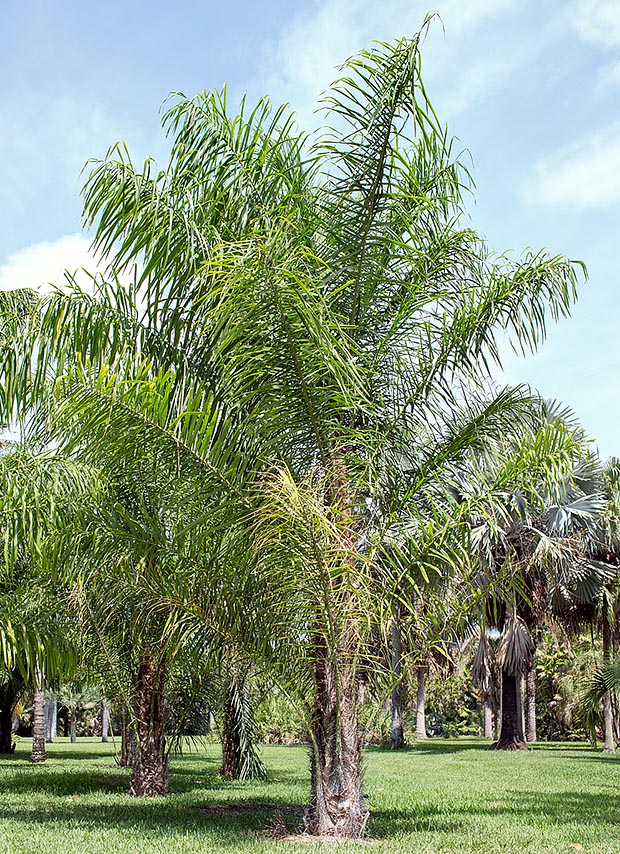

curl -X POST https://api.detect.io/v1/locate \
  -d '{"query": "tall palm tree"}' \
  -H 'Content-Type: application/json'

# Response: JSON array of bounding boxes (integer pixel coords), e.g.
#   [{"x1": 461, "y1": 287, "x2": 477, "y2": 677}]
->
[{"x1": 0, "y1": 24, "x2": 586, "y2": 836}]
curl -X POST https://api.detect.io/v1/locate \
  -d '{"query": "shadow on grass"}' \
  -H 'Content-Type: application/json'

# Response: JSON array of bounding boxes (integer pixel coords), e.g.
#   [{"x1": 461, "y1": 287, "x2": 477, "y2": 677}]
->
[
  {"x1": 0, "y1": 779, "x2": 618, "y2": 846},
  {"x1": 0, "y1": 749, "x2": 116, "y2": 763},
  {"x1": 0, "y1": 760, "x2": 306, "y2": 799},
  {"x1": 0, "y1": 793, "x2": 307, "y2": 846}
]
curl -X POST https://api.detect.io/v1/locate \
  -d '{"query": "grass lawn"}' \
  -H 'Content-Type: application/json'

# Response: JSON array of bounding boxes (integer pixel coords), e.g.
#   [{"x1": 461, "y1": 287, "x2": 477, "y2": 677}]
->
[{"x1": 0, "y1": 738, "x2": 619, "y2": 853}]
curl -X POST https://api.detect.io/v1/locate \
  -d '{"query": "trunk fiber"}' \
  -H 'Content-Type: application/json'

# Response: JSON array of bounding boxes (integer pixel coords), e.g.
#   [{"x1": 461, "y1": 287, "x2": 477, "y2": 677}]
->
[
  {"x1": 31, "y1": 663, "x2": 46, "y2": 763},
  {"x1": 304, "y1": 639, "x2": 368, "y2": 839},
  {"x1": 129, "y1": 654, "x2": 168, "y2": 796},
  {"x1": 119, "y1": 712, "x2": 137, "y2": 768},
  {"x1": 492, "y1": 670, "x2": 527, "y2": 750}
]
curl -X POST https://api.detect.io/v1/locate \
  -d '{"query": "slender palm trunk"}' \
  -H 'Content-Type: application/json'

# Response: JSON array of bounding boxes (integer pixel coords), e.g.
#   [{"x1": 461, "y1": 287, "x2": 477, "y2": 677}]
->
[
  {"x1": 483, "y1": 701, "x2": 493, "y2": 739},
  {"x1": 525, "y1": 666, "x2": 537, "y2": 742},
  {"x1": 304, "y1": 634, "x2": 368, "y2": 839},
  {"x1": 44, "y1": 695, "x2": 57, "y2": 743},
  {"x1": 390, "y1": 614, "x2": 404, "y2": 749},
  {"x1": 602, "y1": 619, "x2": 615, "y2": 753},
  {"x1": 129, "y1": 652, "x2": 168, "y2": 796},
  {"x1": 31, "y1": 661, "x2": 46, "y2": 763},
  {"x1": 101, "y1": 699, "x2": 111, "y2": 743},
  {"x1": 70, "y1": 717, "x2": 77, "y2": 743},
  {"x1": 492, "y1": 669, "x2": 527, "y2": 750},
  {"x1": 220, "y1": 674, "x2": 265, "y2": 781},
  {"x1": 220, "y1": 690, "x2": 242, "y2": 781},
  {"x1": 416, "y1": 665, "x2": 427, "y2": 740},
  {"x1": 119, "y1": 710, "x2": 137, "y2": 768}
]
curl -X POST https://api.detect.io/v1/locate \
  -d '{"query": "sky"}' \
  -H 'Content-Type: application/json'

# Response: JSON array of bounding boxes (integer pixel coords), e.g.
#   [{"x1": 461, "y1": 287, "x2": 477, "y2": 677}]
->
[{"x1": 1, "y1": 0, "x2": 619, "y2": 456}]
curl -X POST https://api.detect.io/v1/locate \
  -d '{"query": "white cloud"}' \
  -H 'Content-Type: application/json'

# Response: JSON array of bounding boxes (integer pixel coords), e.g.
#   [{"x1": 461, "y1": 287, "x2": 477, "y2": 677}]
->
[
  {"x1": 570, "y1": 0, "x2": 620, "y2": 47},
  {"x1": 0, "y1": 234, "x2": 102, "y2": 293},
  {"x1": 260, "y1": 0, "x2": 520, "y2": 127},
  {"x1": 522, "y1": 122, "x2": 620, "y2": 209}
]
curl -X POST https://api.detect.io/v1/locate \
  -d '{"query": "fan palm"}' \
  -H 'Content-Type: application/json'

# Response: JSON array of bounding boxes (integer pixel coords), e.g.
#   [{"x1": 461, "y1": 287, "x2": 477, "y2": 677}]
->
[{"x1": 465, "y1": 408, "x2": 610, "y2": 749}]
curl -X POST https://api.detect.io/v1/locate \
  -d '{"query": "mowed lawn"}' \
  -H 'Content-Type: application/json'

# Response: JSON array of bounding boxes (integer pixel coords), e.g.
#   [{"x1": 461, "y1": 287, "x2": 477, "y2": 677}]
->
[{"x1": 0, "y1": 738, "x2": 619, "y2": 853}]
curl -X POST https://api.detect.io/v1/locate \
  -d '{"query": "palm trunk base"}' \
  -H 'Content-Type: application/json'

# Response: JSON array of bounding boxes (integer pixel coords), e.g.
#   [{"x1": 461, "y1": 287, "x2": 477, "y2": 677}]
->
[
  {"x1": 492, "y1": 671, "x2": 528, "y2": 751},
  {"x1": 128, "y1": 653, "x2": 168, "y2": 796},
  {"x1": 305, "y1": 650, "x2": 368, "y2": 839},
  {"x1": 304, "y1": 802, "x2": 369, "y2": 839},
  {"x1": 490, "y1": 736, "x2": 528, "y2": 750},
  {"x1": 130, "y1": 755, "x2": 169, "y2": 796}
]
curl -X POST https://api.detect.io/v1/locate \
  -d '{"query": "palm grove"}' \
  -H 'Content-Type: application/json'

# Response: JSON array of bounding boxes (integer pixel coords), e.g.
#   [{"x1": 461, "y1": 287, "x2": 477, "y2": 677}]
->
[{"x1": 0, "y1": 30, "x2": 617, "y2": 841}]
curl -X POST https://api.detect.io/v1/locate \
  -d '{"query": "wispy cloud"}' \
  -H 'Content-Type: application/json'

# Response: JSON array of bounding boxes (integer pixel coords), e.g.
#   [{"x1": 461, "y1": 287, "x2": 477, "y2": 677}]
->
[
  {"x1": 597, "y1": 59, "x2": 620, "y2": 90},
  {"x1": 0, "y1": 234, "x2": 102, "y2": 292},
  {"x1": 522, "y1": 121, "x2": 620, "y2": 210},
  {"x1": 570, "y1": 0, "x2": 620, "y2": 48},
  {"x1": 259, "y1": 0, "x2": 521, "y2": 127}
]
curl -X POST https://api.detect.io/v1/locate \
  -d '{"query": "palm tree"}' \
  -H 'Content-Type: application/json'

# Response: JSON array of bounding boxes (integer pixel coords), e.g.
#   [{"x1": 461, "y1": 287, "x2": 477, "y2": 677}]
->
[
  {"x1": 464, "y1": 410, "x2": 609, "y2": 749},
  {"x1": 0, "y1": 24, "x2": 586, "y2": 836},
  {"x1": 0, "y1": 444, "x2": 89, "y2": 761}
]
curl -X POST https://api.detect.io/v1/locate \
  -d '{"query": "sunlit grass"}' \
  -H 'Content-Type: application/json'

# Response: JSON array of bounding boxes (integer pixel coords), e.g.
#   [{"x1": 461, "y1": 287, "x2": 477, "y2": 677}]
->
[{"x1": 0, "y1": 737, "x2": 618, "y2": 852}]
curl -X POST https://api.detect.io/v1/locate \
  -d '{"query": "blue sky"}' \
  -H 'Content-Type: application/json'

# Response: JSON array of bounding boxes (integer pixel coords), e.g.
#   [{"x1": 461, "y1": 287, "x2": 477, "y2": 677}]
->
[{"x1": 2, "y1": 0, "x2": 619, "y2": 455}]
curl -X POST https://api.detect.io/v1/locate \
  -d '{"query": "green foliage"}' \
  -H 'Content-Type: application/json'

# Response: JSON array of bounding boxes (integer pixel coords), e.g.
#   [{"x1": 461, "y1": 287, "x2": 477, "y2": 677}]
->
[
  {"x1": 534, "y1": 630, "x2": 598, "y2": 741},
  {"x1": 254, "y1": 690, "x2": 308, "y2": 745},
  {"x1": 426, "y1": 669, "x2": 481, "y2": 737}
]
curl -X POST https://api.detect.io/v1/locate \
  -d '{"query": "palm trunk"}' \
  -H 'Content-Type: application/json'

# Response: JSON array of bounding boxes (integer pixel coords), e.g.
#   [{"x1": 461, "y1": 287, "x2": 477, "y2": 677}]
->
[
  {"x1": 220, "y1": 689, "x2": 242, "y2": 781},
  {"x1": 70, "y1": 717, "x2": 77, "y2": 743},
  {"x1": 492, "y1": 669, "x2": 527, "y2": 750},
  {"x1": 390, "y1": 614, "x2": 404, "y2": 749},
  {"x1": 602, "y1": 619, "x2": 615, "y2": 753},
  {"x1": 525, "y1": 666, "x2": 537, "y2": 742},
  {"x1": 304, "y1": 635, "x2": 368, "y2": 839},
  {"x1": 416, "y1": 665, "x2": 427, "y2": 740},
  {"x1": 129, "y1": 652, "x2": 168, "y2": 796},
  {"x1": 219, "y1": 674, "x2": 265, "y2": 781},
  {"x1": 31, "y1": 661, "x2": 46, "y2": 763},
  {"x1": 119, "y1": 710, "x2": 137, "y2": 767},
  {"x1": 44, "y1": 695, "x2": 57, "y2": 743},
  {"x1": 101, "y1": 699, "x2": 111, "y2": 743},
  {"x1": 483, "y1": 701, "x2": 493, "y2": 739}
]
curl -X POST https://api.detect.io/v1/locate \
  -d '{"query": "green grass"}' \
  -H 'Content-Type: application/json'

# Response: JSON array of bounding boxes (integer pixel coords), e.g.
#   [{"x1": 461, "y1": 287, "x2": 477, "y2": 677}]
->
[{"x1": 0, "y1": 737, "x2": 619, "y2": 852}]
